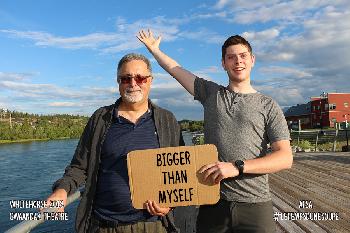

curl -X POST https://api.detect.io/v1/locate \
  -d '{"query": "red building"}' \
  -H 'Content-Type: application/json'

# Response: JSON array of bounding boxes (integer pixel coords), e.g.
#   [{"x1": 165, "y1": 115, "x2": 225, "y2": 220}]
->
[
  {"x1": 311, "y1": 93, "x2": 350, "y2": 128},
  {"x1": 285, "y1": 93, "x2": 350, "y2": 129}
]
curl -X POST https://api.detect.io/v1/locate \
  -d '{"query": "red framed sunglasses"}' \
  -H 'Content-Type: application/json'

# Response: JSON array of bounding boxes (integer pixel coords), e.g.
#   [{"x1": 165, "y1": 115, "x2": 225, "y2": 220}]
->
[{"x1": 118, "y1": 74, "x2": 151, "y2": 84}]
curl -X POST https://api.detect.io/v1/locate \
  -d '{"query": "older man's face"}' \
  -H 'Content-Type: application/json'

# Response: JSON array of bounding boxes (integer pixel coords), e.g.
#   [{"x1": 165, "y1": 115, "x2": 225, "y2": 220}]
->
[{"x1": 118, "y1": 60, "x2": 152, "y2": 104}]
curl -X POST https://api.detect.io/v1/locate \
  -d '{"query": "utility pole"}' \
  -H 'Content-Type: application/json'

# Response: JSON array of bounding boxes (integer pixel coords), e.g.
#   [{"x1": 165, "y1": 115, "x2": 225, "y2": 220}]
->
[
  {"x1": 319, "y1": 98, "x2": 323, "y2": 132},
  {"x1": 9, "y1": 112, "x2": 12, "y2": 129}
]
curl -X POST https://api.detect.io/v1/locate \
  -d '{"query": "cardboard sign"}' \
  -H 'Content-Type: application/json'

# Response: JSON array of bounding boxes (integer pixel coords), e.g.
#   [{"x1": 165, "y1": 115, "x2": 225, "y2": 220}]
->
[{"x1": 127, "y1": 144, "x2": 220, "y2": 209}]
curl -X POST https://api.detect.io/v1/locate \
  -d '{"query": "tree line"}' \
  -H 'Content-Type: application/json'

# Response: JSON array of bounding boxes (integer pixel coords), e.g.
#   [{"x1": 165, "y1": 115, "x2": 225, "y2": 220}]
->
[
  {"x1": 0, "y1": 109, "x2": 205, "y2": 141},
  {"x1": 0, "y1": 109, "x2": 88, "y2": 141},
  {"x1": 179, "y1": 120, "x2": 204, "y2": 132}
]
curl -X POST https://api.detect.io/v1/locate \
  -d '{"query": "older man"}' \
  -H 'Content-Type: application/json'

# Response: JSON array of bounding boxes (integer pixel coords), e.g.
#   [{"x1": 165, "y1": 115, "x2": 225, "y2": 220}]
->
[{"x1": 46, "y1": 53, "x2": 183, "y2": 233}]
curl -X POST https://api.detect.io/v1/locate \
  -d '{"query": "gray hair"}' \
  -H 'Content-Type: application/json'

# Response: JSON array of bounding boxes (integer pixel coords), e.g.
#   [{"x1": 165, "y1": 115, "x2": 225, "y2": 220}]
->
[{"x1": 117, "y1": 53, "x2": 152, "y2": 76}]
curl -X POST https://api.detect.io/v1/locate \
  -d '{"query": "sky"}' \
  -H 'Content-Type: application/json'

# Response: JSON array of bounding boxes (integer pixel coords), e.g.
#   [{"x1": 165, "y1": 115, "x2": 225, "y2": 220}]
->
[{"x1": 0, "y1": 0, "x2": 349, "y2": 120}]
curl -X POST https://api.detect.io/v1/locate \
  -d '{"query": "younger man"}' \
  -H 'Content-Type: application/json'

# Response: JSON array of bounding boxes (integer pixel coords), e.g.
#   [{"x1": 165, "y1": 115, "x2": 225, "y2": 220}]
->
[{"x1": 138, "y1": 29, "x2": 292, "y2": 233}]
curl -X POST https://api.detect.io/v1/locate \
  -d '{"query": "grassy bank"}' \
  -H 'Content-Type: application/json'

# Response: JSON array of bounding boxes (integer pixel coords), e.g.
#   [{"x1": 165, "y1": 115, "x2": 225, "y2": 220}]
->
[{"x1": 0, "y1": 137, "x2": 71, "y2": 144}]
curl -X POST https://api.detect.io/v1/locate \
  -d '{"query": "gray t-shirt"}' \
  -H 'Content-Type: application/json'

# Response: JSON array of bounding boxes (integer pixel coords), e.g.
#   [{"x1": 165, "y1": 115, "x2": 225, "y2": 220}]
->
[{"x1": 194, "y1": 77, "x2": 290, "y2": 203}]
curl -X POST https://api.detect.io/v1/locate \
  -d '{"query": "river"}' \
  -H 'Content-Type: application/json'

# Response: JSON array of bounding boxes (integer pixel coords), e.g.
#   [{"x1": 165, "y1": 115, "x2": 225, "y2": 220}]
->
[{"x1": 0, "y1": 132, "x2": 193, "y2": 232}]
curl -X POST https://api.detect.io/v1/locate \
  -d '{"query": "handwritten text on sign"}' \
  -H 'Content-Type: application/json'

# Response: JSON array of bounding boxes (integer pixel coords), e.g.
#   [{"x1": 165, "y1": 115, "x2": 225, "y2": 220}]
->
[{"x1": 127, "y1": 145, "x2": 220, "y2": 209}]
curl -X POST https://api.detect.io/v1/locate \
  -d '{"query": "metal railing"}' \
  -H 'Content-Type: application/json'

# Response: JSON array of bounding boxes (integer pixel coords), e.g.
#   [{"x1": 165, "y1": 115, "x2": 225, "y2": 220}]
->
[
  {"x1": 5, "y1": 190, "x2": 82, "y2": 233},
  {"x1": 291, "y1": 129, "x2": 349, "y2": 152}
]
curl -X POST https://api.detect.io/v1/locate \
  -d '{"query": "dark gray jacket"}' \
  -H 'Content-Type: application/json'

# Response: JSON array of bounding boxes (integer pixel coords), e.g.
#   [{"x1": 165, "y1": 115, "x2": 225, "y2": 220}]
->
[{"x1": 53, "y1": 99, "x2": 184, "y2": 233}]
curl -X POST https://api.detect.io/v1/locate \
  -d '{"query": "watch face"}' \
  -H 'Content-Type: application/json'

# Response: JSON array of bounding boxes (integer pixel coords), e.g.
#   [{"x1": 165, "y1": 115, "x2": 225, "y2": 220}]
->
[{"x1": 235, "y1": 160, "x2": 244, "y2": 167}]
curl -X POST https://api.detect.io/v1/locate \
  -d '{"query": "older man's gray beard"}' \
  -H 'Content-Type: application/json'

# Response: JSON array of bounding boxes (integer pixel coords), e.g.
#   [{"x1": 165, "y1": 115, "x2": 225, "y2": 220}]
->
[{"x1": 122, "y1": 88, "x2": 144, "y2": 103}]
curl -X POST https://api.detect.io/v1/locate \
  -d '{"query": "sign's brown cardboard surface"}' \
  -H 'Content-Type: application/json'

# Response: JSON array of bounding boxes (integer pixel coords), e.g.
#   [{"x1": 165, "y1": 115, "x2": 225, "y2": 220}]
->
[{"x1": 127, "y1": 144, "x2": 220, "y2": 209}]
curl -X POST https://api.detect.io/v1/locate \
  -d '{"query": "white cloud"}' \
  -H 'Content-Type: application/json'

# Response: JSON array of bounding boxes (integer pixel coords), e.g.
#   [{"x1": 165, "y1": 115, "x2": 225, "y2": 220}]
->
[
  {"x1": 255, "y1": 85, "x2": 305, "y2": 107},
  {"x1": 259, "y1": 66, "x2": 312, "y2": 78},
  {"x1": 152, "y1": 82, "x2": 182, "y2": 89},
  {"x1": 48, "y1": 102, "x2": 81, "y2": 107},
  {"x1": 195, "y1": 66, "x2": 223, "y2": 74},
  {"x1": 1, "y1": 80, "x2": 56, "y2": 92},
  {"x1": 214, "y1": 0, "x2": 348, "y2": 24},
  {"x1": 215, "y1": 0, "x2": 280, "y2": 11},
  {"x1": 0, "y1": 79, "x2": 117, "y2": 104},
  {"x1": 242, "y1": 28, "x2": 280, "y2": 41},
  {"x1": 86, "y1": 87, "x2": 117, "y2": 94},
  {"x1": 0, "y1": 30, "x2": 121, "y2": 49},
  {"x1": 179, "y1": 28, "x2": 226, "y2": 44},
  {"x1": 0, "y1": 72, "x2": 37, "y2": 81}
]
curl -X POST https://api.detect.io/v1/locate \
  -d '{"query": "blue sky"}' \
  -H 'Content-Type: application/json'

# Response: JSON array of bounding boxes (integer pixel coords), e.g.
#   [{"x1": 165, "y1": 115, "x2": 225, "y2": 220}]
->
[{"x1": 0, "y1": 0, "x2": 349, "y2": 120}]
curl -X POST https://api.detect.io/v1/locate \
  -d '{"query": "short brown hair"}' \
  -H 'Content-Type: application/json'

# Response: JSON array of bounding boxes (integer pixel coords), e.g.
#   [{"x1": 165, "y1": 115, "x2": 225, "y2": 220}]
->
[{"x1": 222, "y1": 35, "x2": 252, "y2": 59}]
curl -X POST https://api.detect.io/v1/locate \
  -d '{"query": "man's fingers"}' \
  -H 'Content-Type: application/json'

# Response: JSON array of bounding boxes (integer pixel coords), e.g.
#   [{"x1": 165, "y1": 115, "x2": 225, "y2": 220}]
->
[
  {"x1": 150, "y1": 201, "x2": 164, "y2": 216},
  {"x1": 213, "y1": 171, "x2": 224, "y2": 184},
  {"x1": 39, "y1": 200, "x2": 64, "y2": 213},
  {"x1": 202, "y1": 166, "x2": 219, "y2": 180},
  {"x1": 145, "y1": 201, "x2": 157, "y2": 215},
  {"x1": 150, "y1": 201, "x2": 167, "y2": 215},
  {"x1": 145, "y1": 201, "x2": 153, "y2": 214},
  {"x1": 42, "y1": 190, "x2": 67, "y2": 213},
  {"x1": 136, "y1": 35, "x2": 143, "y2": 42},
  {"x1": 198, "y1": 163, "x2": 216, "y2": 173},
  {"x1": 198, "y1": 162, "x2": 229, "y2": 184},
  {"x1": 146, "y1": 201, "x2": 168, "y2": 216},
  {"x1": 141, "y1": 29, "x2": 147, "y2": 38}
]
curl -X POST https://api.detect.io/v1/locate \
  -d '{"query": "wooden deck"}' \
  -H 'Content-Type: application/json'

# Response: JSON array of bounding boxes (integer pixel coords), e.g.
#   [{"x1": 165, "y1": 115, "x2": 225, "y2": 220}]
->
[
  {"x1": 271, "y1": 152, "x2": 350, "y2": 233},
  {"x1": 174, "y1": 152, "x2": 350, "y2": 233}
]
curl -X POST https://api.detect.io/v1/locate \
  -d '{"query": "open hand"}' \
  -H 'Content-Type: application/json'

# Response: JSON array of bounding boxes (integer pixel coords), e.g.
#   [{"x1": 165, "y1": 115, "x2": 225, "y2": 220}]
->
[{"x1": 137, "y1": 29, "x2": 161, "y2": 52}]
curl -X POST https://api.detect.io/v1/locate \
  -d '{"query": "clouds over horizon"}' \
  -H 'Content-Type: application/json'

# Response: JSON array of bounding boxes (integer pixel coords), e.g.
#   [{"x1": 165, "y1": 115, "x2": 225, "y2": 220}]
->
[
  {"x1": 0, "y1": 1, "x2": 349, "y2": 118},
  {"x1": 0, "y1": 71, "x2": 204, "y2": 119}
]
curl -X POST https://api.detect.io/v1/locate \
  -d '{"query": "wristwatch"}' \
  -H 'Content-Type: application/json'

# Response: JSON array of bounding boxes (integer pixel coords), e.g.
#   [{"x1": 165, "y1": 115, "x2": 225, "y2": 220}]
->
[{"x1": 234, "y1": 160, "x2": 245, "y2": 178}]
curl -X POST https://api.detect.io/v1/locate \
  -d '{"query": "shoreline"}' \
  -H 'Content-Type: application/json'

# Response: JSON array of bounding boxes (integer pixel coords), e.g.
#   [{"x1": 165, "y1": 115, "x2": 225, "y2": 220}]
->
[{"x1": 0, "y1": 137, "x2": 73, "y2": 144}]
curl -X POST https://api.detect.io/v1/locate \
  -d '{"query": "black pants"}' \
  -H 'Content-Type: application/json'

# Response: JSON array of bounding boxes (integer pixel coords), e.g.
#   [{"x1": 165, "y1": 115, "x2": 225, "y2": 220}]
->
[
  {"x1": 88, "y1": 214, "x2": 167, "y2": 233},
  {"x1": 196, "y1": 199, "x2": 275, "y2": 233}
]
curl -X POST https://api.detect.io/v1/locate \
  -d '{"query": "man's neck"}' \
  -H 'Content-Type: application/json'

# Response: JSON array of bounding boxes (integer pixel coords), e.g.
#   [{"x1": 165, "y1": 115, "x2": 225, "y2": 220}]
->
[
  {"x1": 118, "y1": 100, "x2": 149, "y2": 123},
  {"x1": 227, "y1": 80, "x2": 257, "y2": 94}
]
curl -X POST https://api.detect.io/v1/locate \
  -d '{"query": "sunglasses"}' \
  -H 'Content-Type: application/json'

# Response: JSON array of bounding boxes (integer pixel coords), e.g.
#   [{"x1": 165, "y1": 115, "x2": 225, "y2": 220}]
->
[{"x1": 118, "y1": 74, "x2": 151, "y2": 84}]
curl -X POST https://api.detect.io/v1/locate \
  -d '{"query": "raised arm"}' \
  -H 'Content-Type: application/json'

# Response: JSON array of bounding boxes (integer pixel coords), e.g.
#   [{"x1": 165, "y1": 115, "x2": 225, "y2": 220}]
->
[{"x1": 137, "y1": 29, "x2": 196, "y2": 96}]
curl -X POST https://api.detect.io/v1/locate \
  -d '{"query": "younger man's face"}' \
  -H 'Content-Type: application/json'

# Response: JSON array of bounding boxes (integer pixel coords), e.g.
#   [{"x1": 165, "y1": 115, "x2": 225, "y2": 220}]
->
[{"x1": 222, "y1": 44, "x2": 255, "y2": 83}]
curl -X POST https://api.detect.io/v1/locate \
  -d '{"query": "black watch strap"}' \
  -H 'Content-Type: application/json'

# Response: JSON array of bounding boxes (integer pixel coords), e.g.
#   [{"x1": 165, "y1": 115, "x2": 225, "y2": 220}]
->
[{"x1": 234, "y1": 160, "x2": 244, "y2": 178}]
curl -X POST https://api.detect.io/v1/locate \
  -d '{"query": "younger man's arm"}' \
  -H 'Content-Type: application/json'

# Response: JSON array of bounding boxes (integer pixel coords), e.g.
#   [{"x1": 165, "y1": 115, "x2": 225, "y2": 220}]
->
[
  {"x1": 137, "y1": 29, "x2": 196, "y2": 96},
  {"x1": 199, "y1": 140, "x2": 293, "y2": 184}
]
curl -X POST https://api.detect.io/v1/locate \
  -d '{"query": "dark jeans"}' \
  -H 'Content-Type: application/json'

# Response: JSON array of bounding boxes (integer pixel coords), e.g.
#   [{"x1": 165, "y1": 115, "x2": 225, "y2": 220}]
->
[
  {"x1": 88, "y1": 214, "x2": 167, "y2": 233},
  {"x1": 196, "y1": 199, "x2": 275, "y2": 233}
]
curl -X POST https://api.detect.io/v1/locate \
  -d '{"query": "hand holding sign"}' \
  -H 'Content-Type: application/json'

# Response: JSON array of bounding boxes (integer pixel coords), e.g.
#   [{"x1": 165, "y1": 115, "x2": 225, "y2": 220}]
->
[
  {"x1": 198, "y1": 161, "x2": 239, "y2": 185},
  {"x1": 144, "y1": 200, "x2": 171, "y2": 216}
]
